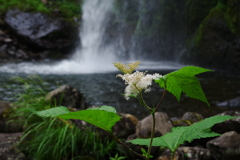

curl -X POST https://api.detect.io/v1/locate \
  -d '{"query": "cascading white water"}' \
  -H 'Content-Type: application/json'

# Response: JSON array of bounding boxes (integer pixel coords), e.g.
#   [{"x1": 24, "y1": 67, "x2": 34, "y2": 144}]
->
[
  {"x1": 69, "y1": 0, "x2": 117, "y2": 71},
  {"x1": 0, "y1": 0, "x2": 183, "y2": 74}
]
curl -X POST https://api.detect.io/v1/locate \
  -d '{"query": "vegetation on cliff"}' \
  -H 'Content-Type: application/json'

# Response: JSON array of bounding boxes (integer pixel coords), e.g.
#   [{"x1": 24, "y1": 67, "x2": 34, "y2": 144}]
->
[{"x1": 0, "y1": 0, "x2": 82, "y2": 22}]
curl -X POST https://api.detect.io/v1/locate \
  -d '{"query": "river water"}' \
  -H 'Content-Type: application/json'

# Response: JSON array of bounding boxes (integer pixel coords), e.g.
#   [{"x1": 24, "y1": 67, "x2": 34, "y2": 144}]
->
[{"x1": 1, "y1": 64, "x2": 240, "y2": 119}]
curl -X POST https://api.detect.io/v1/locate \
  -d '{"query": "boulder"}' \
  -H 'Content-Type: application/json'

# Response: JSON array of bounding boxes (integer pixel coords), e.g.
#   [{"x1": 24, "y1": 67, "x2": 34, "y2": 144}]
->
[
  {"x1": 46, "y1": 85, "x2": 86, "y2": 109},
  {"x1": 135, "y1": 112, "x2": 173, "y2": 138},
  {"x1": 216, "y1": 97, "x2": 240, "y2": 108},
  {"x1": 207, "y1": 131, "x2": 240, "y2": 160},
  {"x1": 173, "y1": 112, "x2": 204, "y2": 127},
  {"x1": 4, "y1": 9, "x2": 79, "y2": 51},
  {"x1": 212, "y1": 111, "x2": 240, "y2": 134},
  {"x1": 113, "y1": 113, "x2": 138, "y2": 138}
]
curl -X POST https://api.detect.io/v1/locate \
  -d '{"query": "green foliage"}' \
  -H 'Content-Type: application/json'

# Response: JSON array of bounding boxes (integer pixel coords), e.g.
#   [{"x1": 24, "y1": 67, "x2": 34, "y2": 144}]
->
[
  {"x1": 54, "y1": 0, "x2": 81, "y2": 19},
  {"x1": 39, "y1": 106, "x2": 121, "y2": 132},
  {"x1": 0, "y1": 0, "x2": 82, "y2": 22},
  {"x1": 141, "y1": 148, "x2": 153, "y2": 159},
  {"x1": 155, "y1": 66, "x2": 212, "y2": 105},
  {"x1": 7, "y1": 76, "x2": 124, "y2": 160},
  {"x1": 109, "y1": 154, "x2": 126, "y2": 160},
  {"x1": 19, "y1": 118, "x2": 81, "y2": 160},
  {"x1": 129, "y1": 115, "x2": 235, "y2": 152},
  {"x1": 0, "y1": 0, "x2": 50, "y2": 14},
  {"x1": 6, "y1": 75, "x2": 52, "y2": 128}
]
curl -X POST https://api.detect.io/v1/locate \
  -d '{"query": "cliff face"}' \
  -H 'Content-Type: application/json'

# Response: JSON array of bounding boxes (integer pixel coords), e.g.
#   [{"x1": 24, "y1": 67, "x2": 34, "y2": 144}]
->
[
  {"x1": 182, "y1": 0, "x2": 240, "y2": 72},
  {"x1": 113, "y1": 0, "x2": 240, "y2": 72}
]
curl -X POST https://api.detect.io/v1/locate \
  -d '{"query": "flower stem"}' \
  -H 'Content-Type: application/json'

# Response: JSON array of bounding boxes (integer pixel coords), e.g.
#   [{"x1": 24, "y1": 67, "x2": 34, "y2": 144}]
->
[
  {"x1": 147, "y1": 112, "x2": 156, "y2": 160},
  {"x1": 138, "y1": 92, "x2": 153, "y2": 112},
  {"x1": 155, "y1": 89, "x2": 167, "y2": 111}
]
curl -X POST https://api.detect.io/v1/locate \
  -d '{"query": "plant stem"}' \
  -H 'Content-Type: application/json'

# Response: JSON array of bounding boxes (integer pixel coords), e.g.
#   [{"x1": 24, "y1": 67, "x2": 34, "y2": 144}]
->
[
  {"x1": 110, "y1": 133, "x2": 147, "y2": 159},
  {"x1": 138, "y1": 92, "x2": 152, "y2": 112},
  {"x1": 146, "y1": 89, "x2": 167, "y2": 159},
  {"x1": 155, "y1": 89, "x2": 167, "y2": 111},
  {"x1": 147, "y1": 112, "x2": 156, "y2": 160}
]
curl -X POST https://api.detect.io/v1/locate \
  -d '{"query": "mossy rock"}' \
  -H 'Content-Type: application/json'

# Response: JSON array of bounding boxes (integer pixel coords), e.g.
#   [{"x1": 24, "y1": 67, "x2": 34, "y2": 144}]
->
[{"x1": 182, "y1": 0, "x2": 240, "y2": 72}]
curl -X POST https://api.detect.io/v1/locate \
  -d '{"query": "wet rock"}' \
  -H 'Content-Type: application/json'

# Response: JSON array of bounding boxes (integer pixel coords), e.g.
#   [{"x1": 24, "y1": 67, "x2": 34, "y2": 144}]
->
[
  {"x1": 112, "y1": 113, "x2": 137, "y2": 138},
  {"x1": 135, "y1": 112, "x2": 173, "y2": 138},
  {"x1": 216, "y1": 97, "x2": 240, "y2": 108},
  {"x1": 120, "y1": 113, "x2": 138, "y2": 126},
  {"x1": 0, "y1": 132, "x2": 25, "y2": 160},
  {"x1": 4, "y1": 9, "x2": 79, "y2": 51},
  {"x1": 0, "y1": 29, "x2": 33, "y2": 62},
  {"x1": 207, "y1": 131, "x2": 240, "y2": 160},
  {"x1": 46, "y1": 85, "x2": 86, "y2": 109},
  {"x1": 182, "y1": 112, "x2": 204, "y2": 122},
  {"x1": 212, "y1": 111, "x2": 240, "y2": 134},
  {"x1": 173, "y1": 112, "x2": 204, "y2": 127}
]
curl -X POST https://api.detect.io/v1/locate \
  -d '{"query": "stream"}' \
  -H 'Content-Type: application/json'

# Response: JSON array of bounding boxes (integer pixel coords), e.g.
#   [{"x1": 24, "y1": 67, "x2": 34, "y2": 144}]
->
[{"x1": 1, "y1": 66, "x2": 240, "y2": 119}]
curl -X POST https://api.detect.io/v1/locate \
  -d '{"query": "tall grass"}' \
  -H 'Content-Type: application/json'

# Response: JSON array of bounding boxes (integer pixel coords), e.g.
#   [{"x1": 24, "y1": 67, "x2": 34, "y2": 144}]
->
[{"x1": 7, "y1": 75, "x2": 125, "y2": 160}]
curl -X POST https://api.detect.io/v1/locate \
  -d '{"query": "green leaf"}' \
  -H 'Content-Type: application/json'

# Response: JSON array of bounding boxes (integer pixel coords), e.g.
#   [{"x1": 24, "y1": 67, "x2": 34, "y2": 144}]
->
[
  {"x1": 141, "y1": 148, "x2": 153, "y2": 158},
  {"x1": 155, "y1": 66, "x2": 212, "y2": 106},
  {"x1": 129, "y1": 115, "x2": 235, "y2": 152},
  {"x1": 35, "y1": 106, "x2": 70, "y2": 118},
  {"x1": 88, "y1": 105, "x2": 117, "y2": 113},
  {"x1": 58, "y1": 107, "x2": 121, "y2": 132}
]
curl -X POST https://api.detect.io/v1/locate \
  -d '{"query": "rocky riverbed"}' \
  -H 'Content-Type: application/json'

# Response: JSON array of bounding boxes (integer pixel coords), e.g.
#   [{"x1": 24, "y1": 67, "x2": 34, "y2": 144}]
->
[{"x1": 1, "y1": 85, "x2": 240, "y2": 160}]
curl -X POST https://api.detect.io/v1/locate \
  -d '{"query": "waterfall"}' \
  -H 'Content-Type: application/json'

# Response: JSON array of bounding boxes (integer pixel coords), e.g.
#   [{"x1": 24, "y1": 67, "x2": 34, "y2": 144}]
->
[
  {"x1": 70, "y1": 0, "x2": 117, "y2": 70},
  {"x1": 0, "y1": 0, "x2": 183, "y2": 74}
]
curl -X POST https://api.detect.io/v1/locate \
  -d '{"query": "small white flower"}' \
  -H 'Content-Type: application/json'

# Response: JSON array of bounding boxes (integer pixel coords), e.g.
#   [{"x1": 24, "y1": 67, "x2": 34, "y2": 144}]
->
[{"x1": 117, "y1": 71, "x2": 162, "y2": 100}]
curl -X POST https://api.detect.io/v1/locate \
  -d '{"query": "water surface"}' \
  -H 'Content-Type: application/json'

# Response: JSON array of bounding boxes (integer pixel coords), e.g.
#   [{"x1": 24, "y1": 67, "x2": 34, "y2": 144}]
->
[{"x1": 1, "y1": 67, "x2": 239, "y2": 119}]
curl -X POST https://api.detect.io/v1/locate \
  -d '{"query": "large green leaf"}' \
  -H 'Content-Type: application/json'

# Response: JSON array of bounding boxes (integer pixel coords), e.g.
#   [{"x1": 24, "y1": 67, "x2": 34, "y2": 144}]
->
[
  {"x1": 35, "y1": 106, "x2": 121, "y2": 132},
  {"x1": 129, "y1": 115, "x2": 235, "y2": 152},
  {"x1": 58, "y1": 107, "x2": 121, "y2": 132},
  {"x1": 155, "y1": 66, "x2": 212, "y2": 105}
]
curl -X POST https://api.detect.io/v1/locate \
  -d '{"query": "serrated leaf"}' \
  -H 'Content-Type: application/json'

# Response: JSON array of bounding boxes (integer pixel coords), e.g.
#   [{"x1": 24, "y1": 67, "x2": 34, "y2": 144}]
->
[
  {"x1": 35, "y1": 106, "x2": 70, "y2": 118},
  {"x1": 129, "y1": 115, "x2": 235, "y2": 152},
  {"x1": 155, "y1": 66, "x2": 212, "y2": 106},
  {"x1": 58, "y1": 107, "x2": 121, "y2": 132}
]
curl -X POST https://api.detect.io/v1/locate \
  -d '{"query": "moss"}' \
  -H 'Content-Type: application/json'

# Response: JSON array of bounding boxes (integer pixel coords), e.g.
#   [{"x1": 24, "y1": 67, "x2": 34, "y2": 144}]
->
[
  {"x1": 186, "y1": 0, "x2": 218, "y2": 34},
  {"x1": 0, "y1": 0, "x2": 82, "y2": 23},
  {"x1": 193, "y1": 0, "x2": 239, "y2": 46}
]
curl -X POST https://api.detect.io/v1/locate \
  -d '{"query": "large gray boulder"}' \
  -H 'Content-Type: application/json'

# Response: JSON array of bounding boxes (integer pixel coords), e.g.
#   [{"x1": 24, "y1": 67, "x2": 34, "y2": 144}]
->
[{"x1": 4, "y1": 9, "x2": 79, "y2": 50}]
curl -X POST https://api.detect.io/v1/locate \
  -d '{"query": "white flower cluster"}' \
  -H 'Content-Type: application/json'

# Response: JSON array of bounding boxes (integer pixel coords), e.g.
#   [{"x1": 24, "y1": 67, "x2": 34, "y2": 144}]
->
[{"x1": 117, "y1": 71, "x2": 162, "y2": 100}]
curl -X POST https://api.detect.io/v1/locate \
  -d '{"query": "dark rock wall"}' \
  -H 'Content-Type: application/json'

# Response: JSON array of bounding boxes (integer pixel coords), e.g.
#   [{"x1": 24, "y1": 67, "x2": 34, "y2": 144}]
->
[
  {"x1": 113, "y1": 0, "x2": 240, "y2": 72},
  {"x1": 182, "y1": 0, "x2": 240, "y2": 72}
]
